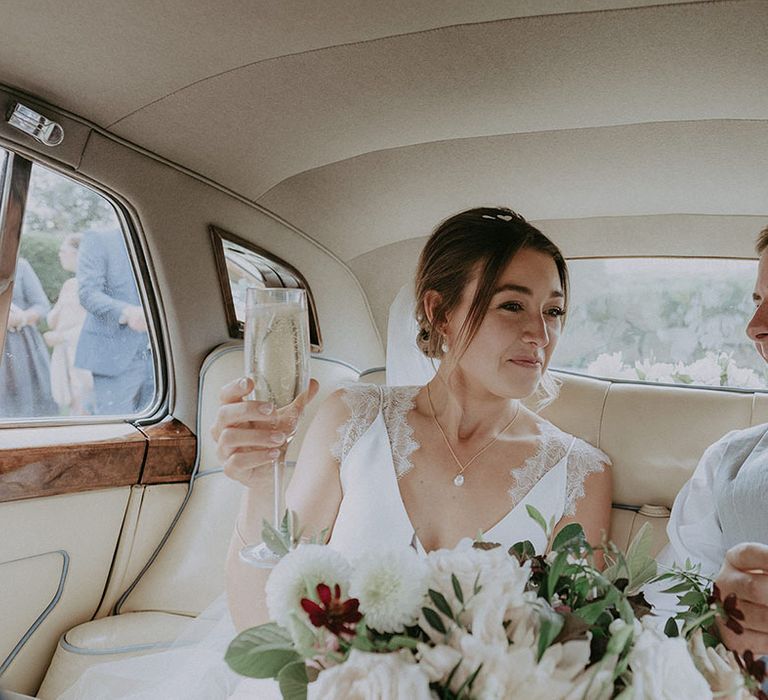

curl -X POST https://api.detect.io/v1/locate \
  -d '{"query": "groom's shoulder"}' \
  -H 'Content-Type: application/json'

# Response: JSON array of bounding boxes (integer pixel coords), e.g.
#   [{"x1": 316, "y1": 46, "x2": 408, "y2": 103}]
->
[{"x1": 712, "y1": 422, "x2": 768, "y2": 449}]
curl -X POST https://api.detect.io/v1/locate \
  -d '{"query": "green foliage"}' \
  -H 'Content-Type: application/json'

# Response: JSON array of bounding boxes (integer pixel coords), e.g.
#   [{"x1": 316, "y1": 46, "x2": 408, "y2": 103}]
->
[
  {"x1": 277, "y1": 661, "x2": 309, "y2": 700},
  {"x1": 225, "y1": 624, "x2": 298, "y2": 679},
  {"x1": 15, "y1": 164, "x2": 119, "y2": 305},
  {"x1": 654, "y1": 561, "x2": 719, "y2": 641},
  {"x1": 18, "y1": 232, "x2": 69, "y2": 304},
  {"x1": 602, "y1": 523, "x2": 658, "y2": 595}
]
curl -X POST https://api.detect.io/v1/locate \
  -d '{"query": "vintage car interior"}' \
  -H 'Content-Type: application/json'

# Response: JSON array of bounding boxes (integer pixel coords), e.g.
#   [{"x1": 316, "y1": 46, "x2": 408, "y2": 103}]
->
[{"x1": 0, "y1": 1, "x2": 766, "y2": 697}]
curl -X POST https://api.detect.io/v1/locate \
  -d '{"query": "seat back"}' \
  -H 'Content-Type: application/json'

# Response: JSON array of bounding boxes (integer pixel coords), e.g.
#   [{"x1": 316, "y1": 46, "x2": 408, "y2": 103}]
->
[
  {"x1": 541, "y1": 372, "x2": 760, "y2": 556},
  {"x1": 117, "y1": 343, "x2": 359, "y2": 616}
]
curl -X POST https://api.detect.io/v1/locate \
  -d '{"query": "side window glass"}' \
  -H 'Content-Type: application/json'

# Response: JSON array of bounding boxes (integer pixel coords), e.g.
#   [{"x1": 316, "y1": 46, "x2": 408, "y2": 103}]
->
[
  {"x1": 0, "y1": 162, "x2": 157, "y2": 420},
  {"x1": 552, "y1": 258, "x2": 766, "y2": 390}
]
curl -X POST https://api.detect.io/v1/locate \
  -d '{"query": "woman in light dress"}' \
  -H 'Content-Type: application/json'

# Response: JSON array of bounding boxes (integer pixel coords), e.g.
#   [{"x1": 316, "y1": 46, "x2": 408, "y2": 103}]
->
[
  {"x1": 60, "y1": 207, "x2": 613, "y2": 699},
  {"x1": 217, "y1": 207, "x2": 612, "y2": 633},
  {"x1": 44, "y1": 234, "x2": 93, "y2": 415}
]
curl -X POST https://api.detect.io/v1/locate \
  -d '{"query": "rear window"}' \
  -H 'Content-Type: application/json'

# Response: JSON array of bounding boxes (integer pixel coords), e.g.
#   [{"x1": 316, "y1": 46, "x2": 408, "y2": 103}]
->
[{"x1": 551, "y1": 258, "x2": 766, "y2": 390}]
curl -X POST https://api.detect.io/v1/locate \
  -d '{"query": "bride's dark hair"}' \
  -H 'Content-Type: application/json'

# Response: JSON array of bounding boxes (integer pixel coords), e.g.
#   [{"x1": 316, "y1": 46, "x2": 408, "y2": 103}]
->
[{"x1": 414, "y1": 207, "x2": 568, "y2": 361}]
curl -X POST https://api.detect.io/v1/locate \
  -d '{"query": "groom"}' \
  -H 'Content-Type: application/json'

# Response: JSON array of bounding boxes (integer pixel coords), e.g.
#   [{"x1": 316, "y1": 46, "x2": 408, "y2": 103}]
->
[{"x1": 667, "y1": 225, "x2": 768, "y2": 657}]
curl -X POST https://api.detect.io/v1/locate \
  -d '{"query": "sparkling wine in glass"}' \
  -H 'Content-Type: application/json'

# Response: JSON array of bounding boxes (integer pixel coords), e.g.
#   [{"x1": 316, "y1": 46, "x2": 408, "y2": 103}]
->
[{"x1": 239, "y1": 287, "x2": 310, "y2": 567}]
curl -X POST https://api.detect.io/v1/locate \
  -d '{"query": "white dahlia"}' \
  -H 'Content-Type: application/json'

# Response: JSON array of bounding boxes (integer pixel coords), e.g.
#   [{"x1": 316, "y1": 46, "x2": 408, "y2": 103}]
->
[
  {"x1": 265, "y1": 544, "x2": 352, "y2": 629},
  {"x1": 349, "y1": 548, "x2": 429, "y2": 632}
]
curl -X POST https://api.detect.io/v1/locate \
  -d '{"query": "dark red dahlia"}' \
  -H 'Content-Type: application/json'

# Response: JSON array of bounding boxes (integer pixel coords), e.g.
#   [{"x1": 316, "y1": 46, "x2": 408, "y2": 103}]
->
[{"x1": 300, "y1": 583, "x2": 363, "y2": 637}]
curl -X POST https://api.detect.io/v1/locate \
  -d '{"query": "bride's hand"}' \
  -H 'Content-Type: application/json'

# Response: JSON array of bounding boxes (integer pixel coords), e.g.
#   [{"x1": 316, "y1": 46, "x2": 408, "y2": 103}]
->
[
  {"x1": 714, "y1": 542, "x2": 768, "y2": 656},
  {"x1": 211, "y1": 377, "x2": 319, "y2": 488}
]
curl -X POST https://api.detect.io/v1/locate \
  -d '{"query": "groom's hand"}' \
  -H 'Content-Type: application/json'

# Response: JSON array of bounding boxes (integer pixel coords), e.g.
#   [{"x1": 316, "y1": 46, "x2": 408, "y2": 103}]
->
[{"x1": 715, "y1": 542, "x2": 768, "y2": 656}]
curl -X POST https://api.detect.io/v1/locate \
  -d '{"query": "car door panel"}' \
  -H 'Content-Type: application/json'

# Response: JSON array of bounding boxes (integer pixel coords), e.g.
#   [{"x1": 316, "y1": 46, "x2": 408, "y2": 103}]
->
[{"x1": 0, "y1": 488, "x2": 130, "y2": 694}]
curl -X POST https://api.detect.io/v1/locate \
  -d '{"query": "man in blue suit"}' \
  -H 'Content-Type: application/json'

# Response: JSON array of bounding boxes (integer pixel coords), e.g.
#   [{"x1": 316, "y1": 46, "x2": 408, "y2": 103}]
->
[{"x1": 75, "y1": 228, "x2": 154, "y2": 414}]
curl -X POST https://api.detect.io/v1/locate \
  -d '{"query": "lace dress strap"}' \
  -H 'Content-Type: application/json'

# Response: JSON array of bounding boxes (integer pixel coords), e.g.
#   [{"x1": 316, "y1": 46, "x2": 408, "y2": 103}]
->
[
  {"x1": 507, "y1": 421, "x2": 609, "y2": 517},
  {"x1": 380, "y1": 385, "x2": 420, "y2": 478},
  {"x1": 330, "y1": 384, "x2": 420, "y2": 477},
  {"x1": 564, "y1": 437, "x2": 610, "y2": 517},
  {"x1": 330, "y1": 383, "x2": 382, "y2": 464}
]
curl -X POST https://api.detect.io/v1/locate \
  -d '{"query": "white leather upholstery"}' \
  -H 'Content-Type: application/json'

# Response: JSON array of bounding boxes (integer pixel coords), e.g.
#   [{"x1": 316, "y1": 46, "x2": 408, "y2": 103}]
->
[
  {"x1": 36, "y1": 613, "x2": 191, "y2": 700},
  {"x1": 37, "y1": 343, "x2": 360, "y2": 699},
  {"x1": 0, "y1": 488, "x2": 131, "y2": 696}
]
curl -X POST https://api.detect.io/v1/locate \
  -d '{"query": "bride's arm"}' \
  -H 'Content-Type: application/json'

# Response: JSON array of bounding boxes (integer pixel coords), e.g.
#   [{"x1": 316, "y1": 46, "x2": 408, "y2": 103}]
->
[
  {"x1": 552, "y1": 463, "x2": 612, "y2": 569},
  {"x1": 213, "y1": 379, "x2": 348, "y2": 630}
]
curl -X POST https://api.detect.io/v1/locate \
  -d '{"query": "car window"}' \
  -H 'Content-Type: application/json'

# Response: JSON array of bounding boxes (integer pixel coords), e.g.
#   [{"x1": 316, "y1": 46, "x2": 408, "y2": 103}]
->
[
  {"x1": 0, "y1": 162, "x2": 157, "y2": 420},
  {"x1": 551, "y1": 258, "x2": 766, "y2": 390},
  {"x1": 210, "y1": 224, "x2": 322, "y2": 351}
]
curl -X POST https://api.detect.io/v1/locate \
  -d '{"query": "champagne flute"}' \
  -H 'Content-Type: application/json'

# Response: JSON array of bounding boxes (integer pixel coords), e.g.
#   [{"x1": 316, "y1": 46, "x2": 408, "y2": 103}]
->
[{"x1": 239, "y1": 287, "x2": 310, "y2": 567}]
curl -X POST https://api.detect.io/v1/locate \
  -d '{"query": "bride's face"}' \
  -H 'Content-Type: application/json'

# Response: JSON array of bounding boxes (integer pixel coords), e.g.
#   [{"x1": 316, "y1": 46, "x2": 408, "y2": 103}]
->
[{"x1": 443, "y1": 248, "x2": 565, "y2": 398}]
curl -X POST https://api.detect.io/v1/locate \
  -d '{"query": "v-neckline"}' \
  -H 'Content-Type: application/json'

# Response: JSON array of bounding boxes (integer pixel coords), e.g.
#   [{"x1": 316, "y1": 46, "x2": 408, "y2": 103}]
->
[{"x1": 375, "y1": 406, "x2": 570, "y2": 553}]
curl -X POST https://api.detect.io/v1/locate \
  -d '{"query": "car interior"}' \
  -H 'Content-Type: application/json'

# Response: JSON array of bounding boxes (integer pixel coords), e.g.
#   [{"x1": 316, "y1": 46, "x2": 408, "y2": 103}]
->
[{"x1": 0, "y1": 1, "x2": 766, "y2": 697}]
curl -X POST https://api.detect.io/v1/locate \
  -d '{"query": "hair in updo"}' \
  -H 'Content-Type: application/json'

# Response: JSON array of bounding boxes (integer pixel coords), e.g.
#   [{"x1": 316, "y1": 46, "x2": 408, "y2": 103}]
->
[{"x1": 414, "y1": 207, "x2": 568, "y2": 396}]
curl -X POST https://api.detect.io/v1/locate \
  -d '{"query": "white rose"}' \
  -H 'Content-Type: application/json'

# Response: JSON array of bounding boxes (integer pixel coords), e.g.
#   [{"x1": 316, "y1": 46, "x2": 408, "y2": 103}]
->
[
  {"x1": 416, "y1": 642, "x2": 462, "y2": 683},
  {"x1": 565, "y1": 656, "x2": 617, "y2": 700},
  {"x1": 437, "y1": 632, "x2": 588, "y2": 700},
  {"x1": 423, "y1": 541, "x2": 530, "y2": 642},
  {"x1": 307, "y1": 649, "x2": 433, "y2": 700},
  {"x1": 628, "y1": 627, "x2": 713, "y2": 699}
]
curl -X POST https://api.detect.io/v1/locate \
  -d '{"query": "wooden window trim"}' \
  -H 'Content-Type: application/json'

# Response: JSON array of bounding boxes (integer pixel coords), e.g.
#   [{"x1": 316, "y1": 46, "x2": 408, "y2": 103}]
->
[
  {"x1": 209, "y1": 224, "x2": 322, "y2": 351},
  {"x1": 0, "y1": 417, "x2": 197, "y2": 502}
]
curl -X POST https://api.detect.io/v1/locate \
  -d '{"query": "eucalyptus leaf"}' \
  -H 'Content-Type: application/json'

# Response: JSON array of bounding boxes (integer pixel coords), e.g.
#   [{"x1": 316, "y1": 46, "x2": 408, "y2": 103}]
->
[
  {"x1": 536, "y1": 607, "x2": 564, "y2": 661},
  {"x1": 451, "y1": 574, "x2": 464, "y2": 605},
  {"x1": 225, "y1": 641, "x2": 300, "y2": 679},
  {"x1": 575, "y1": 588, "x2": 619, "y2": 625},
  {"x1": 551, "y1": 523, "x2": 586, "y2": 551},
  {"x1": 509, "y1": 540, "x2": 536, "y2": 560},
  {"x1": 387, "y1": 635, "x2": 419, "y2": 650},
  {"x1": 622, "y1": 523, "x2": 658, "y2": 594},
  {"x1": 261, "y1": 519, "x2": 290, "y2": 557},
  {"x1": 279, "y1": 510, "x2": 291, "y2": 542},
  {"x1": 546, "y1": 551, "x2": 569, "y2": 601},
  {"x1": 277, "y1": 661, "x2": 309, "y2": 700},
  {"x1": 429, "y1": 589, "x2": 454, "y2": 620},
  {"x1": 526, "y1": 504, "x2": 549, "y2": 536},
  {"x1": 422, "y1": 607, "x2": 447, "y2": 634},
  {"x1": 664, "y1": 617, "x2": 680, "y2": 638},
  {"x1": 660, "y1": 581, "x2": 694, "y2": 594},
  {"x1": 230, "y1": 623, "x2": 293, "y2": 647}
]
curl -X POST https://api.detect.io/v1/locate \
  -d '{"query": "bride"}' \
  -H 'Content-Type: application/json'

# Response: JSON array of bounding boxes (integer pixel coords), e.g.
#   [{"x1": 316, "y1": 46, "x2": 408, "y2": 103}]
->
[
  {"x1": 60, "y1": 207, "x2": 612, "y2": 698},
  {"x1": 216, "y1": 206, "x2": 612, "y2": 633}
]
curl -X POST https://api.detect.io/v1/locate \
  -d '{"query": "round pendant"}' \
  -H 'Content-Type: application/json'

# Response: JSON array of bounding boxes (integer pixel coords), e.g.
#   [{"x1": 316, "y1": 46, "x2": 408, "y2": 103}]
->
[{"x1": 453, "y1": 474, "x2": 465, "y2": 487}]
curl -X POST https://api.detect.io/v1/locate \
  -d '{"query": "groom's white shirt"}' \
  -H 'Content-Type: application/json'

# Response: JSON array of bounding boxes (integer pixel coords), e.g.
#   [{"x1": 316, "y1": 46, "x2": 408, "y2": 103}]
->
[{"x1": 662, "y1": 423, "x2": 768, "y2": 578}]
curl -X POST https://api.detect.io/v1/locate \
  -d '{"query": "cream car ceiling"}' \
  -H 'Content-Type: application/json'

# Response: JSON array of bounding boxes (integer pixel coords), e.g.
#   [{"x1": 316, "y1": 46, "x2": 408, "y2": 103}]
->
[{"x1": 1, "y1": 0, "x2": 766, "y2": 261}]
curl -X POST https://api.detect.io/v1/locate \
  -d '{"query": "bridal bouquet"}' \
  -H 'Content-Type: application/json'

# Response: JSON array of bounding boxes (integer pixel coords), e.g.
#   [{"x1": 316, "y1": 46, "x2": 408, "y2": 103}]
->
[{"x1": 225, "y1": 510, "x2": 766, "y2": 699}]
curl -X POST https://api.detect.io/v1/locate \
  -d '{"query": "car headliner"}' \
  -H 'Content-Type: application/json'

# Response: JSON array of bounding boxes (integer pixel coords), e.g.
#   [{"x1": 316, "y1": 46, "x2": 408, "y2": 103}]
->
[{"x1": 0, "y1": 0, "x2": 766, "y2": 263}]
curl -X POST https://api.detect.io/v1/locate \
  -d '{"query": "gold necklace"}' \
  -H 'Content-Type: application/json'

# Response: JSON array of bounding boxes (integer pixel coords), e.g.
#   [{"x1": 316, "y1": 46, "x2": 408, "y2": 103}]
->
[{"x1": 426, "y1": 383, "x2": 521, "y2": 487}]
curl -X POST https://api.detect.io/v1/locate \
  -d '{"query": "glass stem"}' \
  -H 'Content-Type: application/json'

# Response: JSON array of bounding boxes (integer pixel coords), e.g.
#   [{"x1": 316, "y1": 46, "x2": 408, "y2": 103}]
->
[{"x1": 272, "y1": 456, "x2": 284, "y2": 528}]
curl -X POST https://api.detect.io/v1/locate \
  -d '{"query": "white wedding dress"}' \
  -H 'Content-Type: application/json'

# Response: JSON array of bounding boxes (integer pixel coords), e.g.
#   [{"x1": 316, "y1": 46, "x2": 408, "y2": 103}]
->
[{"x1": 59, "y1": 383, "x2": 607, "y2": 700}]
